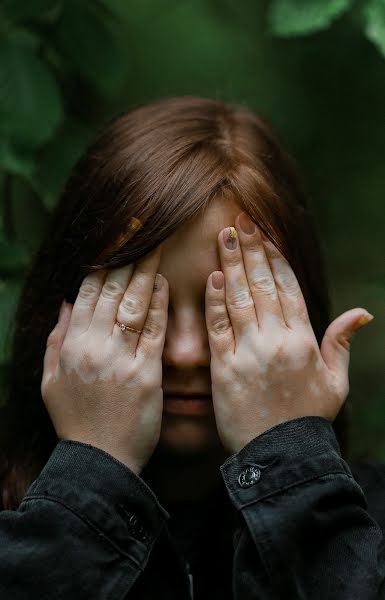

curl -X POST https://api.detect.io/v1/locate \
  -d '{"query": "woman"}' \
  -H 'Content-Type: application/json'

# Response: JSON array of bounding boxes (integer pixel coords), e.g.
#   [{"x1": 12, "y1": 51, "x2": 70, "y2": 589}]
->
[{"x1": 0, "y1": 96, "x2": 383, "y2": 599}]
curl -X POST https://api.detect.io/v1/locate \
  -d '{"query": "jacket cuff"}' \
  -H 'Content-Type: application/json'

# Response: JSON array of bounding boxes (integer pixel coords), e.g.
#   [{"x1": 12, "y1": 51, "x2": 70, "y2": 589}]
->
[
  {"x1": 23, "y1": 440, "x2": 170, "y2": 565},
  {"x1": 220, "y1": 416, "x2": 354, "y2": 510}
]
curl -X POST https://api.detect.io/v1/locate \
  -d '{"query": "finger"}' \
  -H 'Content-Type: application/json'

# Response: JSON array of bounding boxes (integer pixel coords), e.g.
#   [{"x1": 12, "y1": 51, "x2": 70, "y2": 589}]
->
[
  {"x1": 205, "y1": 270, "x2": 236, "y2": 354},
  {"x1": 89, "y1": 263, "x2": 135, "y2": 335},
  {"x1": 262, "y1": 237, "x2": 311, "y2": 329},
  {"x1": 66, "y1": 269, "x2": 108, "y2": 336},
  {"x1": 321, "y1": 308, "x2": 373, "y2": 378},
  {"x1": 216, "y1": 224, "x2": 257, "y2": 347},
  {"x1": 91, "y1": 244, "x2": 163, "y2": 340},
  {"x1": 135, "y1": 273, "x2": 169, "y2": 361},
  {"x1": 217, "y1": 226, "x2": 258, "y2": 345},
  {"x1": 234, "y1": 213, "x2": 286, "y2": 330},
  {"x1": 41, "y1": 301, "x2": 72, "y2": 389}
]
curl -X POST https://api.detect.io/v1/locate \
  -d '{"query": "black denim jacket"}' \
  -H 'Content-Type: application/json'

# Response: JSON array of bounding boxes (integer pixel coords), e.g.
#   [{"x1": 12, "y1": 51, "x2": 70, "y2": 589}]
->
[{"x1": 1, "y1": 415, "x2": 385, "y2": 599}]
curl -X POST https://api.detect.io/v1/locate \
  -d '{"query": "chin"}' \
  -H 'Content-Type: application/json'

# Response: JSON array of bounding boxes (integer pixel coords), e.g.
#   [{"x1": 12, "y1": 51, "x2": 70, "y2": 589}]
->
[{"x1": 156, "y1": 416, "x2": 221, "y2": 456}]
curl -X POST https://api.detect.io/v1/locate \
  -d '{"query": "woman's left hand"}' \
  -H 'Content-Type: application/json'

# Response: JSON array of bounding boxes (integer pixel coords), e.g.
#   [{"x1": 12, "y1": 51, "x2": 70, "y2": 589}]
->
[{"x1": 205, "y1": 211, "x2": 374, "y2": 454}]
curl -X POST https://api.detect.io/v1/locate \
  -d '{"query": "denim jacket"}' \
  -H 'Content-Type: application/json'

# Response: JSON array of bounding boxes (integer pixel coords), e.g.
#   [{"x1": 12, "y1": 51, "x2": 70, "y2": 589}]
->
[{"x1": 1, "y1": 415, "x2": 385, "y2": 599}]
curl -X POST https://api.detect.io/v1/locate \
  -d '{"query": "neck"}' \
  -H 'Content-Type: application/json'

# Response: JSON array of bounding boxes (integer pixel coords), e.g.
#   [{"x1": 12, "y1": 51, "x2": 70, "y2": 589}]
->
[{"x1": 141, "y1": 445, "x2": 230, "y2": 506}]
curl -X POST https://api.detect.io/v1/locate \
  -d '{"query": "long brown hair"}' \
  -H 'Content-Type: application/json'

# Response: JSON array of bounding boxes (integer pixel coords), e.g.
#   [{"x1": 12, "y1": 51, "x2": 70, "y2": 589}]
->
[{"x1": 0, "y1": 95, "x2": 349, "y2": 510}]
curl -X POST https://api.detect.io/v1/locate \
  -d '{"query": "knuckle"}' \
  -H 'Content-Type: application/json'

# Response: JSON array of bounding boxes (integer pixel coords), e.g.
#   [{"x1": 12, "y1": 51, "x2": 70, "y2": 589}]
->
[
  {"x1": 209, "y1": 315, "x2": 231, "y2": 336},
  {"x1": 78, "y1": 348, "x2": 100, "y2": 375},
  {"x1": 101, "y1": 280, "x2": 125, "y2": 298},
  {"x1": 227, "y1": 288, "x2": 254, "y2": 310},
  {"x1": 140, "y1": 374, "x2": 157, "y2": 392},
  {"x1": 78, "y1": 281, "x2": 100, "y2": 299},
  {"x1": 59, "y1": 341, "x2": 75, "y2": 366},
  {"x1": 46, "y1": 328, "x2": 59, "y2": 346},
  {"x1": 275, "y1": 270, "x2": 300, "y2": 295},
  {"x1": 120, "y1": 293, "x2": 143, "y2": 316},
  {"x1": 290, "y1": 337, "x2": 318, "y2": 365},
  {"x1": 250, "y1": 274, "x2": 275, "y2": 294}
]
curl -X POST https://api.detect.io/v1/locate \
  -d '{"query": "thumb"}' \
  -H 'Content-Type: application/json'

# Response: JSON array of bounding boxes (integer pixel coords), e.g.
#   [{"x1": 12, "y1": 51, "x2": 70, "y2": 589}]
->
[
  {"x1": 42, "y1": 301, "x2": 72, "y2": 387},
  {"x1": 320, "y1": 307, "x2": 374, "y2": 378}
]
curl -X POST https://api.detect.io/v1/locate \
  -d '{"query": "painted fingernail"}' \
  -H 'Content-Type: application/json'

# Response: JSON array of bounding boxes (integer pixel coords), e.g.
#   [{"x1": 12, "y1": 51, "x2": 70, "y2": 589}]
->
[
  {"x1": 212, "y1": 272, "x2": 224, "y2": 290},
  {"x1": 223, "y1": 227, "x2": 238, "y2": 250},
  {"x1": 239, "y1": 212, "x2": 256, "y2": 234},
  {"x1": 355, "y1": 312, "x2": 374, "y2": 329}
]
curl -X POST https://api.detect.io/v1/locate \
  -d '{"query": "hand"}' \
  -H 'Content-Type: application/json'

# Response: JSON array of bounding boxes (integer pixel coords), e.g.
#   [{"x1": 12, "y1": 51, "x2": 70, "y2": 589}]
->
[
  {"x1": 205, "y1": 212, "x2": 374, "y2": 454},
  {"x1": 41, "y1": 245, "x2": 168, "y2": 475}
]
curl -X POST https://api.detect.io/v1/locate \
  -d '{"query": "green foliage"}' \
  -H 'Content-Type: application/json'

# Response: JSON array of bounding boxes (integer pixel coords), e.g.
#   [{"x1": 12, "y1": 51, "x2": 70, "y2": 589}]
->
[
  {"x1": 364, "y1": 0, "x2": 385, "y2": 58},
  {"x1": 267, "y1": 0, "x2": 353, "y2": 36},
  {"x1": 0, "y1": 0, "x2": 384, "y2": 457},
  {"x1": 0, "y1": 37, "x2": 63, "y2": 145},
  {"x1": 51, "y1": 0, "x2": 130, "y2": 95}
]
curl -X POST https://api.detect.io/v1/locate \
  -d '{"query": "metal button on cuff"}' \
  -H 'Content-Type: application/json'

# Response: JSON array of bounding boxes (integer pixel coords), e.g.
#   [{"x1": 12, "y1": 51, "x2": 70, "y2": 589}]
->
[
  {"x1": 238, "y1": 466, "x2": 261, "y2": 488},
  {"x1": 116, "y1": 504, "x2": 149, "y2": 542}
]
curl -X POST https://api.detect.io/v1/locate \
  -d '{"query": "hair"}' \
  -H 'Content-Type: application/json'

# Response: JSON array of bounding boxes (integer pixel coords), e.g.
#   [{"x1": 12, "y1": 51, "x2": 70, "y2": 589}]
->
[{"x1": 0, "y1": 95, "x2": 350, "y2": 510}]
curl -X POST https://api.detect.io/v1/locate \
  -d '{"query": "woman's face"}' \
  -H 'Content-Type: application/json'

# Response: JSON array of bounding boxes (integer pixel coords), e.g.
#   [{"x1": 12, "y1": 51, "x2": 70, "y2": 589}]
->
[{"x1": 156, "y1": 194, "x2": 243, "y2": 457}]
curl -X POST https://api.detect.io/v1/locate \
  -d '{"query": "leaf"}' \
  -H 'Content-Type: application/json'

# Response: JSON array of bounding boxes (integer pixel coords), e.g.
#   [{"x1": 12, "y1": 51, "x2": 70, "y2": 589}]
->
[
  {"x1": 267, "y1": 0, "x2": 353, "y2": 36},
  {"x1": 52, "y1": 0, "x2": 129, "y2": 95},
  {"x1": 0, "y1": 38, "x2": 64, "y2": 145},
  {"x1": 0, "y1": 277, "x2": 23, "y2": 365},
  {"x1": 33, "y1": 117, "x2": 96, "y2": 210},
  {"x1": 363, "y1": 0, "x2": 385, "y2": 59}
]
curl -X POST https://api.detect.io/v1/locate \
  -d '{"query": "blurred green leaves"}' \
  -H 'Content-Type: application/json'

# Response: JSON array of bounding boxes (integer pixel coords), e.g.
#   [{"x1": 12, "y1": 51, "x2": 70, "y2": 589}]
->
[
  {"x1": 0, "y1": 38, "x2": 63, "y2": 145},
  {"x1": 267, "y1": 0, "x2": 385, "y2": 61},
  {"x1": 0, "y1": 0, "x2": 132, "y2": 371},
  {"x1": 364, "y1": 0, "x2": 385, "y2": 58},
  {"x1": 267, "y1": 0, "x2": 353, "y2": 36},
  {"x1": 51, "y1": 0, "x2": 130, "y2": 95},
  {"x1": 0, "y1": 0, "x2": 131, "y2": 200}
]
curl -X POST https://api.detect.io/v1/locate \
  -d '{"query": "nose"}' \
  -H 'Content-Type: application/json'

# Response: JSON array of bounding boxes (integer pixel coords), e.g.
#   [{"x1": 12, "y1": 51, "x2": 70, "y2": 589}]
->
[{"x1": 161, "y1": 310, "x2": 211, "y2": 369}]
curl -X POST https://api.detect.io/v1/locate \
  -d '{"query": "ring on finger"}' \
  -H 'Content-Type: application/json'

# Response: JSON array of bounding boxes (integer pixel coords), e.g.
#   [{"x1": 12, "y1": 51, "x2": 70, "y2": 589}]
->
[{"x1": 116, "y1": 320, "x2": 143, "y2": 334}]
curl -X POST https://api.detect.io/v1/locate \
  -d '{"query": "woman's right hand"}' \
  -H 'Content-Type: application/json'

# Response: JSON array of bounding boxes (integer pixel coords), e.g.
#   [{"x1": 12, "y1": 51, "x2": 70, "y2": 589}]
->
[{"x1": 41, "y1": 244, "x2": 168, "y2": 475}]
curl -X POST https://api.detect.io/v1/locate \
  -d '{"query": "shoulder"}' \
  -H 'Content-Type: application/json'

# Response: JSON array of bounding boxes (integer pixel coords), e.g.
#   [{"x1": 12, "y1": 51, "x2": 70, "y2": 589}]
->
[{"x1": 349, "y1": 459, "x2": 385, "y2": 530}]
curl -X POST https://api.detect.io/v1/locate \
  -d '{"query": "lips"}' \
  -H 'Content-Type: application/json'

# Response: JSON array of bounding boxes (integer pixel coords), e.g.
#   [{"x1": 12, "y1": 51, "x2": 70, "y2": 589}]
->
[{"x1": 164, "y1": 393, "x2": 212, "y2": 400}]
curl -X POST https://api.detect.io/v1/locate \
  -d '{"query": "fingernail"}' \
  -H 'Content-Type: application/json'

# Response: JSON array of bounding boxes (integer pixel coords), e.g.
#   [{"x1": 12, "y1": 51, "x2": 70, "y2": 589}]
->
[
  {"x1": 355, "y1": 312, "x2": 374, "y2": 329},
  {"x1": 212, "y1": 272, "x2": 224, "y2": 290},
  {"x1": 239, "y1": 212, "x2": 256, "y2": 234},
  {"x1": 223, "y1": 227, "x2": 238, "y2": 250}
]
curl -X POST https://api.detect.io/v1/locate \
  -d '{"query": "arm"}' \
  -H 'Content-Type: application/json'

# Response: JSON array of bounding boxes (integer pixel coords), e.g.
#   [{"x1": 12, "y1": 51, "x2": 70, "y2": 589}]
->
[
  {"x1": 220, "y1": 416, "x2": 385, "y2": 600},
  {"x1": 0, "y1": 440, "x2": 170, "y2": 599}
]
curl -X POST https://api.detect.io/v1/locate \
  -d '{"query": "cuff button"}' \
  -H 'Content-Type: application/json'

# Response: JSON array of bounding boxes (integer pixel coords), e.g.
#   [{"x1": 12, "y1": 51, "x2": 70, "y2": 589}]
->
[{"x1": 238, "y1": 466, "x2": 261, "y2": 488}]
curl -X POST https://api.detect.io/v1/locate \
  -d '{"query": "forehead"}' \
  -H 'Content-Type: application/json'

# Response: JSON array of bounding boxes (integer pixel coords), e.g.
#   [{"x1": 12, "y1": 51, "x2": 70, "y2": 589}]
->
[{"x1": 158, "y1": 195, "x2": 242, "y2": 295}]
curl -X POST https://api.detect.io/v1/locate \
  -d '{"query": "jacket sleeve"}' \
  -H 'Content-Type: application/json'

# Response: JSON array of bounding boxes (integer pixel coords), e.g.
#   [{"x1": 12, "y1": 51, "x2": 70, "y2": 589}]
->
[
  {"x1": 0, "y1": 439, "x2": 170, "y2": 599},
  {"x1": 219, "y1": 415, "x2": 385, "y2": 600}
]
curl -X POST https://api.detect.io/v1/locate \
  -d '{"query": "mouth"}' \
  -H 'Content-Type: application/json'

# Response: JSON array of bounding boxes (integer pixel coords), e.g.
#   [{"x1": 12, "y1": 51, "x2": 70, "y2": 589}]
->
[
  {"x1": 163, "y1": 394, "x2": 213, "y2": 415},
  {"x1": 164, "y1": 393, "x2": 212, "y2": 400}
]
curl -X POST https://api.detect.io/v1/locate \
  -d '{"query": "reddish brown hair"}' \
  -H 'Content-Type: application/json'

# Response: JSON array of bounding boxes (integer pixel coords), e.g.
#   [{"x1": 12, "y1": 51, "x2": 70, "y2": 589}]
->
[{"x1": 0, "y1": 96, "x2": 349, "y2": 510}]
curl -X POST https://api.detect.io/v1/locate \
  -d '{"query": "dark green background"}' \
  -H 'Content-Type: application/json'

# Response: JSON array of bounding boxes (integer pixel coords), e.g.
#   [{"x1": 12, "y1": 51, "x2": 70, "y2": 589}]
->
[{"x1": 0, "y1": 0, "x2": 384, "y2": 459}]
